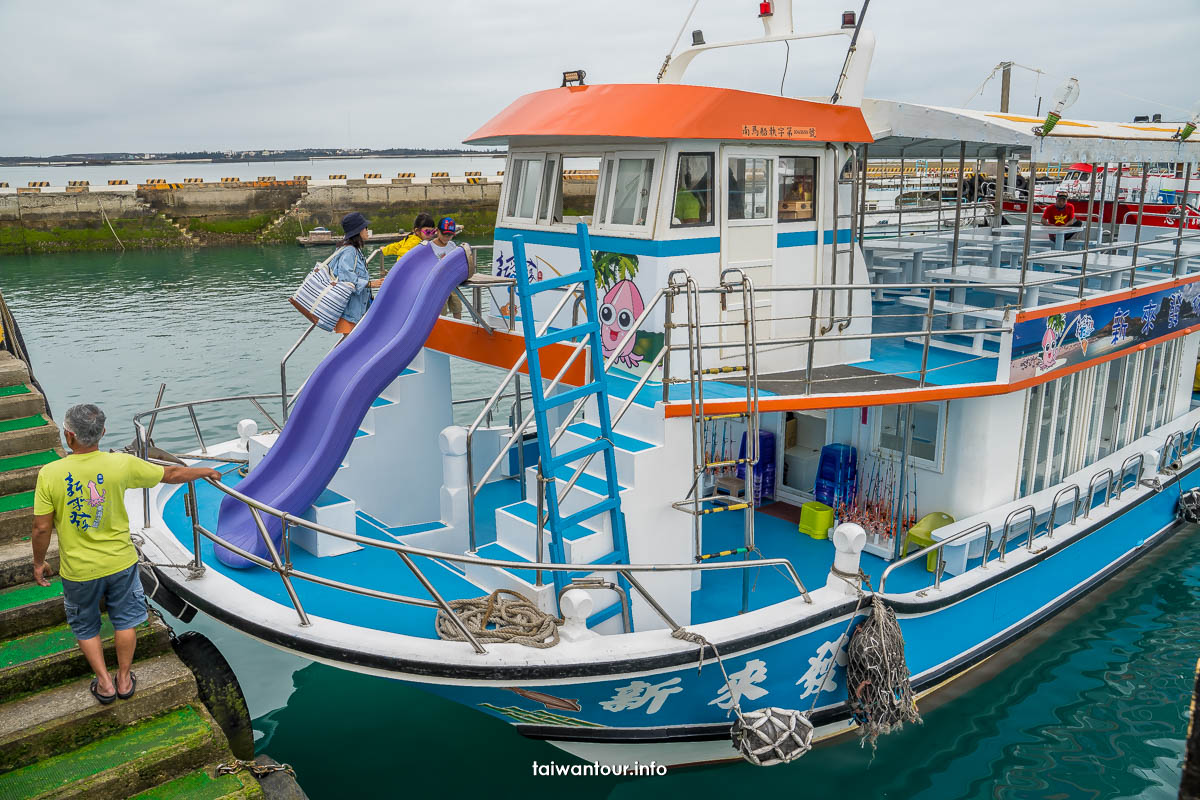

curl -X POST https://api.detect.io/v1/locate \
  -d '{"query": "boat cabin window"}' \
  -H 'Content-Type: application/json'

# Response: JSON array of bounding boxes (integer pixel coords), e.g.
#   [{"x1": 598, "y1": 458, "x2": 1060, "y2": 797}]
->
[
  {"x1": 875, "y1": 402, "x2": 945, "y2": 470},
  {"x1": 504, "y1": 154, "x2": 556, "y2": 222},
  {"x1": 671, "y1": 153, "x2": 715, "y2": 227},
  {"x1": 502, "y1": 154, "x2": 601, "y2": 226},
  {"x1": 728, "y1": 157, "x2": 772, "y2": 220},
  {"x1": 1016, "y1": 338, "x2": 1183, "y2": 496},
  {"x1": 778, "y1": 157, "x2": 817, "y2": 222},
  {"x1": 595, "y1": 151, "x2": 659, "y2": 231}
]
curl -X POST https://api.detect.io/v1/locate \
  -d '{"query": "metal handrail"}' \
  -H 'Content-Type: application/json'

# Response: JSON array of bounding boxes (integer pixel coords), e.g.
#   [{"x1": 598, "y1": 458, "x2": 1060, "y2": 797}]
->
[
  {"x1": 1159, "y1": 432, "x2": 1183, "y2": 470},
  {"x1": 1048, "y1": 484, "x2": 1080, "y2": 538},
  {"x1": 152, "y1": 468, "x2": 811, "y2": 653},
  {"x1": 1083, "y1": 468, "x2": 1115, "y2": 518},
  {"x1": 464, "y1": 287, "x2": 667, "y2": 551},
  {"x1": 878, "y1": 521, "x2": 991, "y2": 593},
  {"x1": 1116, "y1": 453, "x2": 1145, "y2": 498},
  {"x1": 999, "y1": 505, "x2": 1036, "y2": 559}
]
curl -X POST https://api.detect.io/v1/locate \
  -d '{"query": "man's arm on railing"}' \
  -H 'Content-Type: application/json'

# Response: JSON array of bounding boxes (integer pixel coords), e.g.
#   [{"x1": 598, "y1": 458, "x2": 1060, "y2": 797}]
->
[{"x1": 161, "y1": 465, "x2": 222, "y2": 484}]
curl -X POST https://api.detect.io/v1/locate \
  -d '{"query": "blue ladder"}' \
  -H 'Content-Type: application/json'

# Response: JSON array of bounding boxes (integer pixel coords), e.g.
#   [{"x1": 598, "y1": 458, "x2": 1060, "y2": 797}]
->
[{"x1": 511, "y1": 223, "x2": 631, "y2": 627}]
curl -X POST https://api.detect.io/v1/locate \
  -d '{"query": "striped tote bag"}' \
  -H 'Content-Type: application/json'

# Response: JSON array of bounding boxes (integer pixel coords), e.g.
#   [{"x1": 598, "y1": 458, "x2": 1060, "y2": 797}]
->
[{"x1": 290, "y1": 247, "x2": 356, "y2": 331}]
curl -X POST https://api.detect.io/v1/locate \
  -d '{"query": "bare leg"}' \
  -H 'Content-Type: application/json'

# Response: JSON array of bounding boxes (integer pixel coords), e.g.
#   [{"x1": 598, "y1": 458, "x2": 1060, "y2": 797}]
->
[
  {"x1": 114, "y1": 628, "x2": 137, "y2": 695},
  {"x1": 76, "y1": 636, "x2": 114, "y2": 695}
]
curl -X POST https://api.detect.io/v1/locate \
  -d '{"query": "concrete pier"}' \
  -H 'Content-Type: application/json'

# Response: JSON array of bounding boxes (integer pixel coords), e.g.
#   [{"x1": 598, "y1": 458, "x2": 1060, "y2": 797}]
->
[{"x1": 0, "y1": 346, "x2": 295, "y2": 798}]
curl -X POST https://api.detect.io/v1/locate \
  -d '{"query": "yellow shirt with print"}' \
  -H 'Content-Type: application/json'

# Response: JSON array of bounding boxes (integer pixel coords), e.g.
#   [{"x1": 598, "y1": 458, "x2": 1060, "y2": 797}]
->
[
  {"x1": 34, "y1": 452, "x2": 164, "y2": 581},
  {"x1": 379, "y1": 233, "x2": 424, "y2": 278}
]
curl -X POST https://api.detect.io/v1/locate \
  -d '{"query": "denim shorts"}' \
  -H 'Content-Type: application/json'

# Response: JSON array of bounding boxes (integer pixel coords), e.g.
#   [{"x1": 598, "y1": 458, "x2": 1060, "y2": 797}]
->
[{"x1": 61, "y1": 563, "x2": 147, "y2": 640}]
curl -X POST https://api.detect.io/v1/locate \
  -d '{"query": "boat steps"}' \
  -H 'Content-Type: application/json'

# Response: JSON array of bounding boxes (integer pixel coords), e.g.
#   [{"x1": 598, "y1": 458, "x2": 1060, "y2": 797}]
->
[
  {"x1": 520, "y1": 463, "x2": 629, "y2": 529},
  {"x1": 496, "y1": 500, "x2": 613, "y2": 564}
]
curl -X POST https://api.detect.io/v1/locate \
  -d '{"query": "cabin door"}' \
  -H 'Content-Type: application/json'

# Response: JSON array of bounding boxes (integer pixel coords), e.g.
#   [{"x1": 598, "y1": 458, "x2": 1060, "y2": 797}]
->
[{"x1": 719, "y1": 150, "x2": 775, "y2": 359}]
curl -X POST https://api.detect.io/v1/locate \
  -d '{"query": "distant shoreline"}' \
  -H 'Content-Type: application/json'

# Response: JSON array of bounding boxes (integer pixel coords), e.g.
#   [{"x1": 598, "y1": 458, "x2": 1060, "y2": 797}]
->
[{"x1": 0, "y1": 149, "x2": 502, "y2": 168}]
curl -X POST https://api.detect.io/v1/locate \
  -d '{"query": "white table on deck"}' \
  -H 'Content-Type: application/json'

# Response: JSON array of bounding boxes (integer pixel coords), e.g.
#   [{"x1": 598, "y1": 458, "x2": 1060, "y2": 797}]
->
[
  {"x1": 994, "y1": 224, "x2": 1081, "y2": 250},
  {"x1": 1133, "y1": 237, "x2": 1200, "y2": 266},
  {"x1": 862, "y1": 239, "x2": 946, "y2": 284},
  {"x1": 1029, "y1": 251, "x2": 1154, "y2": 292},
  {"x1": 926, "y1": 265, "x2": 1039, "y2": 316},
  {"x1": 918, "y1": 231, "x2": 1027, "y2": 268}
]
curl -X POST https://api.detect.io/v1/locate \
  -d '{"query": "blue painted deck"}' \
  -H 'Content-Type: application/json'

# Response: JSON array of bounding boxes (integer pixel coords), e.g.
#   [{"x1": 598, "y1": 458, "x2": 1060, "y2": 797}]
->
[{"x1": 168, "y1": 468, "x2": 937, "y2": 636}]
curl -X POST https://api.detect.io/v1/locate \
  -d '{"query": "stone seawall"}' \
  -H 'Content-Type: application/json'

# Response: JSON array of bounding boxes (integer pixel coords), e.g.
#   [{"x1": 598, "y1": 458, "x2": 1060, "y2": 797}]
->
[
  {"x1": 0, "y1": 191, "x2": 150, "y2": 225},
  {"x1": 0, "y1": 177, "x2": 597, "y2": 254}
]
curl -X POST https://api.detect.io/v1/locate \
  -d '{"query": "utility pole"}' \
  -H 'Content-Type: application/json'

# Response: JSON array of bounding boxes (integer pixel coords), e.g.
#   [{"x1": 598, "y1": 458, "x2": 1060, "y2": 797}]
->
[{"x1": 999, "y1": 61, "x2": 1013, "y2": 113}]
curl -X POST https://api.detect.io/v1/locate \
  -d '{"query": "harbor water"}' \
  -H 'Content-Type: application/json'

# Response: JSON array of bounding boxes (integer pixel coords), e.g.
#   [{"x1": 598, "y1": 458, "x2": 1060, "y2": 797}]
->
[{"x1": 2, "y1": 245, "x2": 1195, "y2": 798}]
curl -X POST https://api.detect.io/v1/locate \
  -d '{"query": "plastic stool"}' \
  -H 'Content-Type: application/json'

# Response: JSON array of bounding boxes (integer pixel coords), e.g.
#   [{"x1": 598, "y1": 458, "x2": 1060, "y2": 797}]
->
[
  {"x1": 902, "y1": 512, "x2": 955, "y2": 572},
  {"x1": 798, "y1": 501, "x2": 834, "y2": 540}
]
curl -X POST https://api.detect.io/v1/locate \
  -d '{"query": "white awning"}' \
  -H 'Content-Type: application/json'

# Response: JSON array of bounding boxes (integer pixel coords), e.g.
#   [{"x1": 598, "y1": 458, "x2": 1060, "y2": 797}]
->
[{"x1": 860, "y1": 99, "x2": 1200, "y2": 164}]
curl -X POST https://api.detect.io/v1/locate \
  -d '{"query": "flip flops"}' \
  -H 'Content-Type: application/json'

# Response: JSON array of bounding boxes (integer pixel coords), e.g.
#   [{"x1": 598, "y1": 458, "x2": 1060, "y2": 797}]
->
[
  {"x1": 116, "y1": 672, "x2": 137, "y2": 700},
  {"x1": 90, "y1": 677, "x2": 117, "y2": 705}
]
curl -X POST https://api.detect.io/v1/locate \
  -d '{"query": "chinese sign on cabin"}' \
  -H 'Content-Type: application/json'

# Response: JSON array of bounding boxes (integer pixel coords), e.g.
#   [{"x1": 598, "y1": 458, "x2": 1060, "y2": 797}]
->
[{"x1": 1009, "y1": 280, "x2": 1200, "y2": 381}]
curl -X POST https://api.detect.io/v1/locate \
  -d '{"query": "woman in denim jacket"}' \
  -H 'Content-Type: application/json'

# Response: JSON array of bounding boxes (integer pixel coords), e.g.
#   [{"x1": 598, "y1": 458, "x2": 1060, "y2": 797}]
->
[{"x1": 330, "y1": 211, "x2": 374, "y2": 333}]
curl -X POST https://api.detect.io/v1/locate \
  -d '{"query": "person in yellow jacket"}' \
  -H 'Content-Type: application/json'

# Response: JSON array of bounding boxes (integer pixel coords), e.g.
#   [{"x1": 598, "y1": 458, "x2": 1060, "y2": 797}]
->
[{"x1": 379, "y1": 212, "x2": 436, "y2": 279}]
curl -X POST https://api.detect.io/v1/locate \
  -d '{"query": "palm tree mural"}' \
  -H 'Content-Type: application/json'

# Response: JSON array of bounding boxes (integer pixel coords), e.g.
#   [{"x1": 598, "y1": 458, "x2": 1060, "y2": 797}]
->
[{"x1": 592, "y1": 251, "x2": 639, "y2": 289}]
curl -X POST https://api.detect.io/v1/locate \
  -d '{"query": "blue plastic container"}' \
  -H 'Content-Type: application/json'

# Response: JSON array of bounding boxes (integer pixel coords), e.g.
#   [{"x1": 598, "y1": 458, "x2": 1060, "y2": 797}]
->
[
  {"x1": 814, "y1": 443, "x2": 857, "y2": 508},
  {"x1": 736, "y1": 430, "x2": 777, "y2": 505}
]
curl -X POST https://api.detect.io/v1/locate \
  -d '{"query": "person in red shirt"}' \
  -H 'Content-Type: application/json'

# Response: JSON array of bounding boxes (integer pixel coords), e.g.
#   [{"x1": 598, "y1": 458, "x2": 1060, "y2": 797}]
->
[{"x1": 1042, "y1": 191, "x2": 1081, "y2": 240}]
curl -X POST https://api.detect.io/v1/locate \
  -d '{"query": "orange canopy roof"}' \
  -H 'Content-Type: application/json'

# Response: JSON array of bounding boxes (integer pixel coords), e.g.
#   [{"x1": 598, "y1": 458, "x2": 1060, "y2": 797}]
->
[{"x1": 464, "y1": 84, "x2": 873, "y2": 146}]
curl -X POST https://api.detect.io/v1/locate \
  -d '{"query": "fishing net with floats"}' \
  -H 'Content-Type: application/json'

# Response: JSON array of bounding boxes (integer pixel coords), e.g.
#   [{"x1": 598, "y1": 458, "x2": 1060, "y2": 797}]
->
[{"x1": 846, "y1": 600, "x2": 922, "y2": 748}]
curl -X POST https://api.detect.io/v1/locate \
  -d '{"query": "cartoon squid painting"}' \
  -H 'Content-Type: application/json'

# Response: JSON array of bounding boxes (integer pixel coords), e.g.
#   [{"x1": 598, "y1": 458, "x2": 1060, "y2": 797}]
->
[{"x1": 599, "y1": 280, "x2": 645, "y2": 368}]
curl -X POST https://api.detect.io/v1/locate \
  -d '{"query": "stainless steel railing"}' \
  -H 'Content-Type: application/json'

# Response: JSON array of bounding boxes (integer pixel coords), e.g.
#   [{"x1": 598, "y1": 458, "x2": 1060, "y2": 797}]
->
[
  {"x1": 142, "y1": 447, "x2": 811, "y2": 654},
  {"x1": 879, "y1": 428, "x2": 1188, "y2": 595}
]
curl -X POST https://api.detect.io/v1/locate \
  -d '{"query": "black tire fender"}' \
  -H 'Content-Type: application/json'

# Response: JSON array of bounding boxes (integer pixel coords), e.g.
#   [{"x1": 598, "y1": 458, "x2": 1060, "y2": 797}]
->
[{"x1": 172, "y1": 630, "x2": 256, "y2": 759}]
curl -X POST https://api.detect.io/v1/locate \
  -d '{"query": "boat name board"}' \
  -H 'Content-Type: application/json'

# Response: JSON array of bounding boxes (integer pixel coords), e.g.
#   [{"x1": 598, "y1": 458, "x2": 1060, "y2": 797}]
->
[{"x1": 1010, "y1": 277, "x2": 1200, "y2": 381}]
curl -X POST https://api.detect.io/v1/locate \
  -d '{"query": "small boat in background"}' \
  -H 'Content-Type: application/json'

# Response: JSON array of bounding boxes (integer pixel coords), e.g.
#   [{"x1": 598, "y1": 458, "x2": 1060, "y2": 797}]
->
[{"x1": 296, "y1": 226, "x2": 404, "y2": 246}]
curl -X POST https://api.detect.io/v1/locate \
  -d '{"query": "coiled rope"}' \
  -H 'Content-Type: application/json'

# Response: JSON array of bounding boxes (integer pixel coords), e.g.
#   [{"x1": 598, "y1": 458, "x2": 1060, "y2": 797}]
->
[{"x1": 435, "y1": 589, "x2": 562, "y2": 648}]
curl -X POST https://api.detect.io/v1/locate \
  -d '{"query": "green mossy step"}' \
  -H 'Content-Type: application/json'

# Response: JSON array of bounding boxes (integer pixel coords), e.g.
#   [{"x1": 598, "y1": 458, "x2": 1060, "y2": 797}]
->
[
  {"x1": 0, "y1": 579, "x2": 64, "y2": 640},
  {"x1": 0, "y1": 618, "x2": 171, "y2": 703},
  {"x1": 0, "y1": 449, "x2": 59, "y2": 498},
  {"x1": 0, "y1": 355, "x2": 29, "y2": 391},
  {"x1": 0, "y1": 423, "x2": 60, "y2": 460},
  {"x1": 0, "y1": 491, "x2": 32, "y2": 515},
  {"x1": 0, "y1": 449, "x2": 57, "y2": 475},
  {"x1": 0, "y1": 705, "x2": 221, "y2": 800},
  {"x1": 0, "y1": 653, "x2": 199, "y2": 774},
  {"x1": 0, "y1": 385, "x2": 31, "y2": 399},
  {"x1": 0, "y1": 415, "x2": 48, "y2": 435},
  {"x1": 129, "y1": 765, "x2": 263, "y2": 800},
  {"x1": 0, "y1": 538, "x2": 57, "y2": 592}
]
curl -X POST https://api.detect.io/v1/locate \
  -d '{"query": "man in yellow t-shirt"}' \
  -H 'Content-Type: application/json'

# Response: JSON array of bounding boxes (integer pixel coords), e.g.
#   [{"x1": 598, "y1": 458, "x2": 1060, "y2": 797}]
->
[{"x1": 32, "y1": 404, "x2": 219, "y2": 705}]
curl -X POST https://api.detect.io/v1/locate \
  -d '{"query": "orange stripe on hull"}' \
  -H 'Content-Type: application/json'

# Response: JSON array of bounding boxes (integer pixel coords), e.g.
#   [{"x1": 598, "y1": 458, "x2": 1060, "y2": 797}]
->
[{"x1": 425, "y1": 318, "x2": 588, "y2": 386}]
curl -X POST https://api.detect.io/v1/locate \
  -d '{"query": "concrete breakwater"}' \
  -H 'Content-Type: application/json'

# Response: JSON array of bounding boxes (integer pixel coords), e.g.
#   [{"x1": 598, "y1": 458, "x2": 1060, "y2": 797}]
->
[{"x1": 0, "y1": 174, "x2": 597, "y2": 255}]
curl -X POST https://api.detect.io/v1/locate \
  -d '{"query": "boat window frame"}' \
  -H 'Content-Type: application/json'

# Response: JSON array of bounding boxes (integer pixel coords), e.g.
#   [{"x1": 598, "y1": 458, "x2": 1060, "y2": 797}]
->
[
  {"x1": 725, "y1": 154, "x2": 775, "y2": 226},
  {"x1": 593, "y1": 148, "x2": 664, "y2": 235},
  {"x1": 872, "y1": 401, "x2": 947, "y2": 472},
  {"x1": 670, "y1": 151, "x2": 717, "y2": 229},
  {"x1": 498, "y1": 147, "x2": 606, "y2": 231},
  {"x1": 501, "y1": 152, "x2": 553, "y2": 224},
  {"x1": 776, "y1": 155, "x2": 820, "y2": 224}
]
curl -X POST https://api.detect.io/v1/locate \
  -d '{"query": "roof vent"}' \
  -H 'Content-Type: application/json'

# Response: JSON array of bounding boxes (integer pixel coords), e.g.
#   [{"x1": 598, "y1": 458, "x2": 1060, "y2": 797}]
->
[
  {"x1": 1133, "y1": 115, "x2": 1149, "y2": 123},
  {"x1": 1152, "y1": 113, "x2": 1163, "y2": 123}
]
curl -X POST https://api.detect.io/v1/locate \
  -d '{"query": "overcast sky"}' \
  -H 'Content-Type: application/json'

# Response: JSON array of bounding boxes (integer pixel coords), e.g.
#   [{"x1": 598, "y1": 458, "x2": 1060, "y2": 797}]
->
[{"x1": 1, "y1": 0, "x2": 1193, "y2": 156}]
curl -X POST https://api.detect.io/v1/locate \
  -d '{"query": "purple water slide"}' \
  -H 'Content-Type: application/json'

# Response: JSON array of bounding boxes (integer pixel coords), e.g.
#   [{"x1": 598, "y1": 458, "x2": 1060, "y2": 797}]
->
[{"x1": 215, "y1": 244, "x2": 469, "y2": 568}]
